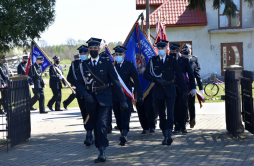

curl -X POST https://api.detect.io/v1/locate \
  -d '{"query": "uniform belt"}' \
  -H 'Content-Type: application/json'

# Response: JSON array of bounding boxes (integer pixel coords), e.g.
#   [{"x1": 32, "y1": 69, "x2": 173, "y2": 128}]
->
[
  {"x1": 86, "y1": 83, "x2": 109, "y2": 92},
  {"x1": 165, "y1": 79, "x2": 175, "y2": 85}
]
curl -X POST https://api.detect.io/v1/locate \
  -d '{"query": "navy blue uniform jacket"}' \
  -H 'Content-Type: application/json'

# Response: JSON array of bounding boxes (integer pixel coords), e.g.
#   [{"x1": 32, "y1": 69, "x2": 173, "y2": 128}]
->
[
  {"x1": 144, "y1": 55, "x2": 187, "y2": 100},
  {"x1": 49, "y1": 64, "x2": 66, "y2": 89},
  {"x1": 189, "y1": 55, "x2": 203, "y2": 90},
  {"x1": 76, "y1": 57, "x2": 126, "y2": 110},
  {"x1": 176, "y1": 56, "x2": 196, "y2": 92},
  {"x1": 28, "y1": 63, "x2": 45, "y2": 89},
  {"x1": 112, "y1": 60, "x2": 142, "y2": 102}
]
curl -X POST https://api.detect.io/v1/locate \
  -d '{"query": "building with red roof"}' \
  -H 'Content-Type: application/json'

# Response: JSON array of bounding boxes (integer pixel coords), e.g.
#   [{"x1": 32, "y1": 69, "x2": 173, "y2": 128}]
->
[{"x1": 136, "y1": 0, "x2": 254, "y2": 76}]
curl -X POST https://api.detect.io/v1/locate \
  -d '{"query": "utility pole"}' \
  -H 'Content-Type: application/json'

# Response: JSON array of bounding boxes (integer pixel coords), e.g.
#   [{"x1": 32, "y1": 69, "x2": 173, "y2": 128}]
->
[{"x1": 146, "y1": 0, "x2": 150, "y2": 40}]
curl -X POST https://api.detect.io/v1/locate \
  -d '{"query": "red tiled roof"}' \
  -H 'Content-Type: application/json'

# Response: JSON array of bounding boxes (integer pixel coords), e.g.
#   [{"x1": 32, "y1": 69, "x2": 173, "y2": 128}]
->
[
  {"x1": 136, "y1": 0, "x2": 166, "y2": 9},
  {"x1": 143, "y1": 0, "x2": 207, "y2": 27}
]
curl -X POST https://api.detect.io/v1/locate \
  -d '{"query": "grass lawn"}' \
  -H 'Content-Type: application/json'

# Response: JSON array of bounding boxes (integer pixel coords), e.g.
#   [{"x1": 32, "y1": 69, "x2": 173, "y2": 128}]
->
[
  {"x1": 24, "y1": 83, "x2": 254, "y2": 109},
  {"x1": 31, "y1": 83, "x2": 78, "y2": 109}
]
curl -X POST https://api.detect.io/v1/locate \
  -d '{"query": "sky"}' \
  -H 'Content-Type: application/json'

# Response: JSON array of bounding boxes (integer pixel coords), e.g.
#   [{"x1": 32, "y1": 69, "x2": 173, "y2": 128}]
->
[{"x1": 39, "y1": 0, "x2": 146, "y2": 46}]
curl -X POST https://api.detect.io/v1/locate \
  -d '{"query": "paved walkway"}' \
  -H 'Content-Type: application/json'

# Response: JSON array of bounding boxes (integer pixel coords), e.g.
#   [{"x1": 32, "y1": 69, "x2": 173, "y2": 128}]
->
[{"x1": 0, "y1": 103, "x2": 254, "y2": 165}]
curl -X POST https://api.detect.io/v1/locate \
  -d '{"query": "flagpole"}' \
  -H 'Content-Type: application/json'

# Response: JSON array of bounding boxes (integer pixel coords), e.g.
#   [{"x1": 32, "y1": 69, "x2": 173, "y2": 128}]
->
[{"x1": 146, "y1": 0, "x2": 150, "y2": 40}]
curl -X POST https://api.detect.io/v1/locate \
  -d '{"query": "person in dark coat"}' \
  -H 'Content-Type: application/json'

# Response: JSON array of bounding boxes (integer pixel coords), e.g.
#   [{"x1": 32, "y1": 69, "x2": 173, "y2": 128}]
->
[
  {"x1": 182, "y1": 44, "x2": 204, "y2": 128},
  {"x1": 47, "y1": 56, "x2": 66, "y2": 111},
  {"x1": 144, "y1": 40, "x2": 188, "y2": 146},
  {"x1": 28, "y1": 56, "x2": 47, "y2": 114},
  {"x1": 0, "y1": 57, "x2": 10, "y2": 114},
  {"x1": 76, "y1": 37, "x2": 128, "y2": 163},
  {"x1": 17, "y1": 56, "x2": 37, "y2": 111},
  {"x1": 171, "y1": 46, "x2": 196, "y2": 134},
  {"x1": 135, "y1": 86, "x2": 157, "y2": 134},
  {"x1": 111, "y1": 45, "x2": 143, "y2": 146},
  {"x1": 65, "y1": 46, "x2": 94, "y2": 146}
]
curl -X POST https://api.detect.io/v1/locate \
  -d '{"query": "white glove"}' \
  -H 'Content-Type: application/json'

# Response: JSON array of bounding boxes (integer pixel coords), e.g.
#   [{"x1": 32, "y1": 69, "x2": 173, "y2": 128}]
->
[
  {"x1": 59, "y1": 75, "x2": 64, "y2": 79},
  {"x1": 30, "y1": 85, "x2": 34, "y2": 89},
  {"x1": 44, "y1": 85, "x2": 46, "y2": 88},
  {"x1": 200, "y1": 90, "x2": 204, "y2": 95},
  {"x1": 64, "y1": 85, "x2": 67, "y2": 88},
  {"x1": 190, "y1": 89, "x2": 197, "y2": 97}
]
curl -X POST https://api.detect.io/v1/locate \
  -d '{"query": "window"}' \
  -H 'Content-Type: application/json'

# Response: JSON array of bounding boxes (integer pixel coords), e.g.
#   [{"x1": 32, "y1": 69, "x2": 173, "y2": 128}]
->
[
  {"x1": 218, "y1": 0, "x2": 242, "y2": 29},
  {"x1": 169, "y1": 41, "x2": 192, "y2": 53}
]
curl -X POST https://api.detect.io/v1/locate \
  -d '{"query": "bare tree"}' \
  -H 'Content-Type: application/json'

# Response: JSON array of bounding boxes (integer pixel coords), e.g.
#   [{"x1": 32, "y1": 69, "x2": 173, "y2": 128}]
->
[
  {"x1": 66, "y1": 38, "x2": 77, "y2": 47},
  {"x1": 77, "y1": 39, "x2": 87, "y2": 45},
  {"x1": 38, "y1": 40, "x2": 48, "y2": 48}
]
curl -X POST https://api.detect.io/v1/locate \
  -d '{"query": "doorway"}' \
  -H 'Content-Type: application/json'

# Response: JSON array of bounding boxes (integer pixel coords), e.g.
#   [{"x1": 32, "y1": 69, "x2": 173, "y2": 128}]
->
[{"x1": 221, "y1": 42, "x2": 243, "y2": 76}]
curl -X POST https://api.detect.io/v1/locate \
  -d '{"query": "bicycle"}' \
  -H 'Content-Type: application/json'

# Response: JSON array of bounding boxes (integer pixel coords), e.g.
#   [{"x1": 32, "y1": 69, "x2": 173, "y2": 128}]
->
[{"x1": 204, "y1": 73, "x2": 225, "y2": 97}]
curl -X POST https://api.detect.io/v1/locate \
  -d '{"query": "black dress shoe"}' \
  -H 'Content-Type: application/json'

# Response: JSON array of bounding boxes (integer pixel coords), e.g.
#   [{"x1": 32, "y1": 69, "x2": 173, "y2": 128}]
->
[
  {"x1": 84, "y1": 130, "x2": 94, "y2": 146},
  {"x1": 47, "y1": 105, "x2": 54, "y2": 111},
  {"x1": 141, "y1": 129, "x2": 149, "y2": 134},
  {"x1": 55, "y1": 109, "x2": 63, "y2": 111},
  {"x1": 94, "y1": 146, "x2": 106, "y2": 163},
  {"x1": 162, "y1": 130, "x2": 173, "y2": 146},
  {"x1": 30, "y1": 107, "x2": 37, "y2": 111},
  {"x1": 107, "y1": 127, "x2": 112, "y2": 134},
  {"x1": 63, "y1": 102, "x2": 68, "y2": 110},
  {"x1": 149, "y1": 128, "x2": 155, "y2": 133},
  {"x1": 119, "y1": 129, "x2": 128, "y2": 146},
  {"x1": 190, "y1": 119, "x2": 196, "y2": 128},
  {"x1": 173, "y1": 130, "x2": 181, "y2": 135},
  {"x1": 0, "y1": 110, "x2": 4, "y2": 115},
  {"x1": 131, "y1": 110, "x2": 137, "y2": 113},
  {"x1": 40, "y1": 111, "x2": 48, "y2": 114},
  {"x1": 114, "y1": 126, "x2": 120, "y2": 130},
  {"x1": 181, "y1": 129, "x2": 188, "y2": 134}
]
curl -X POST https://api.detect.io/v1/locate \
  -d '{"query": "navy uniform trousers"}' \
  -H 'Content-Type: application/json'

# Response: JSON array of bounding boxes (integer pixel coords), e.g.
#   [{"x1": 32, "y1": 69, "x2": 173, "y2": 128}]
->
[
  {"x1": 48, "y1": 88, "x2": 61, "y2": 110},
  {"x1": 174, "y1": 89, "x2": 188, "y2": 131},
  {"x1": 136, "y1": 88, "x2": 157, "y2": 130},
  {"x1": 31, "y1": 88, "x2": 45, "y2": 112},
  {"x1": 113, "y1": 100, "x2": 132, "y2": 131}
]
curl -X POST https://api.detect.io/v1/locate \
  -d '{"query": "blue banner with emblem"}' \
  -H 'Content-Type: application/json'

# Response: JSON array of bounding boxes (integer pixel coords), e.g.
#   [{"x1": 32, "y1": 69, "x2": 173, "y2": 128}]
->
[
  {"x1": 123, "y1": 23, "x2": 157, "y2": 98},
  {"x1": 105, "y1": 45, "x2": 114, "y2": 62},
  {"x1": 31, "y1": 44, "x2": 52, "y2": 74}
]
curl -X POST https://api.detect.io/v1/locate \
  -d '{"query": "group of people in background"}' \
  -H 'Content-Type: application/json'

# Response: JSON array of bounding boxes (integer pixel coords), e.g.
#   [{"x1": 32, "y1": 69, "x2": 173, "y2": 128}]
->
[{"x1": 0, "y1": 37, "x2": 203, "y2": 163}]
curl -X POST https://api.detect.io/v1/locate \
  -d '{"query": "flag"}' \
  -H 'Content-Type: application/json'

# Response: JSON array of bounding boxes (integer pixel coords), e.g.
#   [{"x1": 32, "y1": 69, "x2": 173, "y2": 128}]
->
[
  {"x1": 154, "y1": 21, "x2": 169, "y2": 53},
  {"x1": 25, "y1": 51, "x2": 32, "y2": 75},
  {"x1": 105, "y1": 45, "x2": 114, "y2": 62},
  {"x1": 31, "y1": 42, "x2": 52, "y2": 74},
  {"x1": 123, "y1": 23, "x2": 157, "y2": 98}
]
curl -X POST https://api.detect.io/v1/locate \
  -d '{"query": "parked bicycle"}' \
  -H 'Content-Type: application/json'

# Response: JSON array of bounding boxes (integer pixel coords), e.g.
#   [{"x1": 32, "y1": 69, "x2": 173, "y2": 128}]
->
[{"x1": 204, "y1": 73, "x2": 225, "y2": 97}]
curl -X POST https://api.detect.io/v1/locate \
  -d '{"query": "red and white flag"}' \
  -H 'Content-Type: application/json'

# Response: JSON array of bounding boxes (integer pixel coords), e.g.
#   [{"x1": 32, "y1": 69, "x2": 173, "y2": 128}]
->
[
  {"x1": 25, "y1": 50, "x2": 32, "y2": 76},
  {"x1": 154, "y1": 21, "x2": 169, "y2": 53}
]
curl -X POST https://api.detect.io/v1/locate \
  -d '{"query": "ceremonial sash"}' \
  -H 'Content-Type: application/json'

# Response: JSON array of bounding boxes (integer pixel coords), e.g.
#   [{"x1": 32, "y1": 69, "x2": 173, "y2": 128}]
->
[
  {"x1": 176, "y1": 71, "x2": 205, "y2": 108},
  {"x1": 113, "y1": 66, "x2": 135, "y2": 102}
]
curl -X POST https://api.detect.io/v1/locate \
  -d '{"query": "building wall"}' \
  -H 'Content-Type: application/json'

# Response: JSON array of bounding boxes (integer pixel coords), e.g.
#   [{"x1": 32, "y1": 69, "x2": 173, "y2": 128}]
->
[{"x1": 150, "y1": 0, "x2": 254, "y2": 77}]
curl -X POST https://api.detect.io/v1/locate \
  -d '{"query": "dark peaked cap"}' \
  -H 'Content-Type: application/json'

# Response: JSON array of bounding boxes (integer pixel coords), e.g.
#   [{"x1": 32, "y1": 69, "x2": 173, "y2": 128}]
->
[
  {"x1": 86, "y1": 37, "x2": 102, "y2": 47},
  {"x1": 170, "y1": 43, "x2": 180, "y2": 51},
  {"x1": 53, "y1": 55, "x2": 60, "y2": 60},
  {"x1": 77, "y1": 45, "x2": 88, "y2": 53},
  {"x1": 36, "y1": 56, "x2": 44, "y2": 61},
  {"x1": 113, "y1": 45, "x2": 127, "y2": 53},
  {"x1": 155, "y1": 39, "x2": 169, "y2": 48},
  {"x1": 23, "y1": 56, "x2": 29, "y2": 60},
  {"x1": 74, "y1": 54, "x2": 80, "y2": 59},
  {"x1": 99, "y1": 51, "x2": 111, "y2": 58}
]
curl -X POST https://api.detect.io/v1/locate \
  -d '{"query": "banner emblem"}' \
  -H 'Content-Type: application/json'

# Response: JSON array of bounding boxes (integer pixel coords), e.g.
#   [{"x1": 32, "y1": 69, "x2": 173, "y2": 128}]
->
[{"x1": 136, "y1": 53, "x2": 146, "y2": 74}]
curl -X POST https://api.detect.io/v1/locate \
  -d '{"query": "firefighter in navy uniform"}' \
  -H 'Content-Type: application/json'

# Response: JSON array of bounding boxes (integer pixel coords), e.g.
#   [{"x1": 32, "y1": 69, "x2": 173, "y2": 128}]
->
[
  {"x1": 76, "y1": 38, "x2": 128, "y2": 163},
  {"x1": 144, "y1": 40, "x2": 188, "y2": 146},
  {"x1": 47, "y1": 56, "x2": 67, "y2": 111},
  {"x1": 28, "y1": 56, "x2": 47, "y2": 114},
  {"x1": 63, "y1": 54, "x2": 81, "y2": 110},
  {"x1": 171, "y1": 46, "x2": 196, "y2": 134},
  {"x1": 65, "y1": 46, "x2": 94, "y2": 146},
  {"x1": 99, "y1": 51, "x2": 113, "y2": 134},
  {"x1": 0, "y1": 57, "x2": 10, "y2": 114},
  {"x1": 182, "y1": 44, "x2": 204, "y2": 128},
  {"x1": 17, "y1": 56, "x2": 37, "y2": 111},
  {"x1": 111, "y1": 45, "x2": 143, "y2": 146}
]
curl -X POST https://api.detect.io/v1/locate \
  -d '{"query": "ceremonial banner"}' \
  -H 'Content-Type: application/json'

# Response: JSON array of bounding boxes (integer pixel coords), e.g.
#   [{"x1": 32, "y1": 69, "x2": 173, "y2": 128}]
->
[
  {"x1": 105, "y1": 45, "x2": 114, "y2": 62},
  {"x1": 123, "y1": 23, "x2": 156, "y2": 98},
  {"x1": 25, "y1": 51, "x2": 32, "y2": 76},
  {"x1": 31, "y1": 41, "x2": 52, "y2": 74}
]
